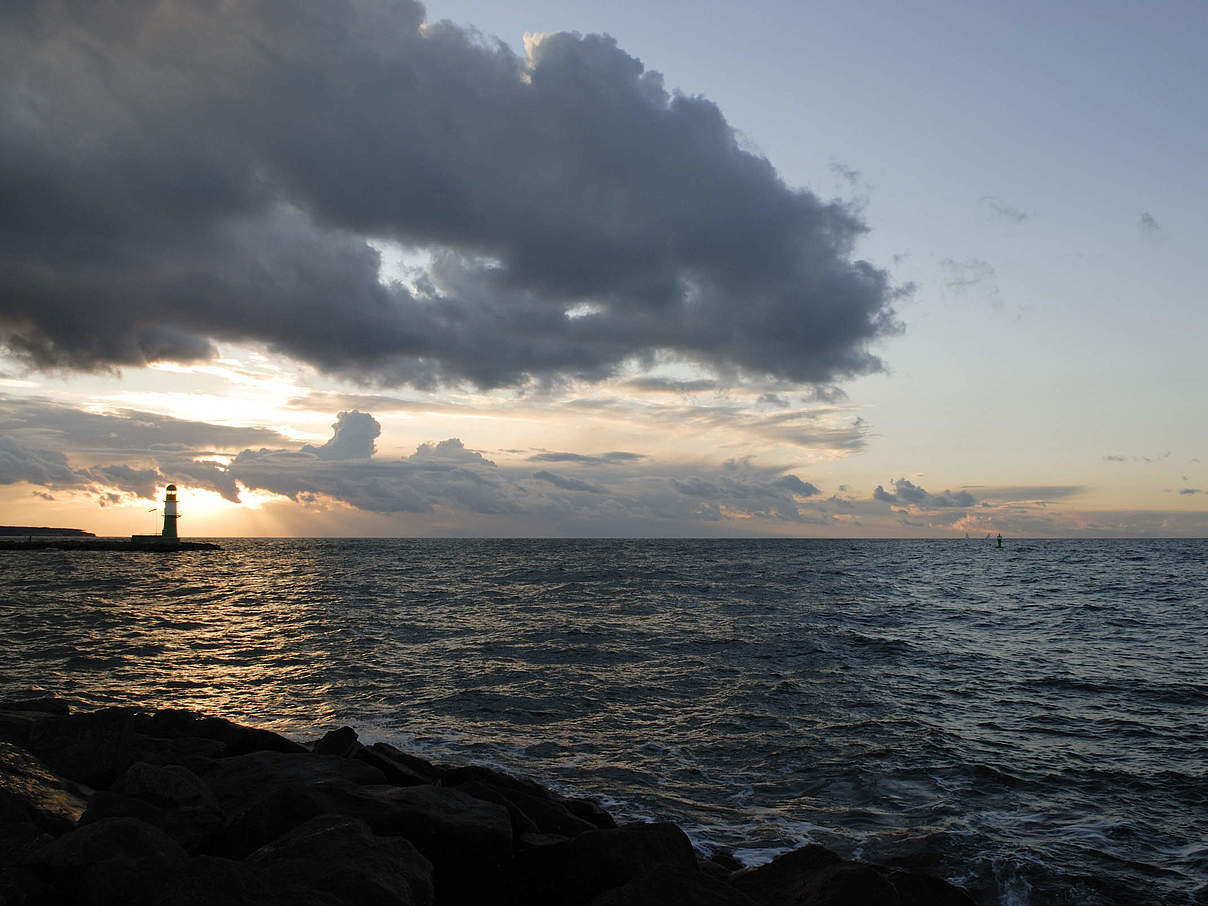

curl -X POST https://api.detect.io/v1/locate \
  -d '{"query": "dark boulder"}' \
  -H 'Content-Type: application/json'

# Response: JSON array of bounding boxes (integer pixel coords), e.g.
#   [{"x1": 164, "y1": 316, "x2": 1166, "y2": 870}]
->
[
  {"x1": 0, "y1": 741, "x2": 89, "y2": 836},
  {"x1": 453, "y1": 776, "x2": 598, "y2": 838},
  {"x1": 357, "y1": 742, "x2": 440, "y2": 787},
  {"x1": 453, "y1": 778, "x2": 542, "y2": 837},
  {"x1": 81, "y1": 761, "x2": 223, "y2": 852},
  {"x1": 731, "y1": 844, "x2": 845, "y2": 904},
  {"x1": 20, "y1": 816, "x2": 188, "y2": 905},
  {"x1": 12, "y1": 708, "x2": 138, "y2": 788},
  {"x1": 201, "y1": 750, "x2": 386, "y2": 813},
  {"x1": 562, "y1": 797, "x2": 616, "y2": 830},
  {"x1": 0, "y1": 697, "x2": 71, "y2": 716},
  {"x1": 312, "y1": 726, "x2": 360, "y2": 757},
  {"x1": 887, "y1": 869, "x2": 978, "y2": 906},
  {"x1": 137, "y1": 709, "x2": 308, "y2": 757},
  {"x1": 515, "y1": 821, "x2": 699, "y2": 906},
  {"x1": 587, "y1": 863, "x2": 764, "y2": 906},
  {"x1": 219, "y1": 780, "x2": 511, "y2": 904},
  {"x1": 732, "y1": 844, "x2": 977, "y2": 906},
  {"x1": 152, "y1": 854, "x2": 344, "y2": 906},
  {"x1": 248, "y1": 814, "x2": 435, "y2": 906}
]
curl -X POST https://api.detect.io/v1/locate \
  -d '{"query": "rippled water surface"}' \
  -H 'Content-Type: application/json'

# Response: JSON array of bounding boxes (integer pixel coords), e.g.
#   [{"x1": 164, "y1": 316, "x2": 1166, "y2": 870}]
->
[{"x1": 2, "y1": 538, "x2": 1205, "y2": 904}]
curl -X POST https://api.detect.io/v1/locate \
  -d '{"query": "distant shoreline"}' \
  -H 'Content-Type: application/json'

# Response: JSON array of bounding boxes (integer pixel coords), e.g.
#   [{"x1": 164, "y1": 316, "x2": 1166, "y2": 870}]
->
[
  {"x1": 0, "y1": 538, "x2": 220, "y2": 551},
  {"x1": 0, "y1": 526, "x2": 94, "y2": 537}
]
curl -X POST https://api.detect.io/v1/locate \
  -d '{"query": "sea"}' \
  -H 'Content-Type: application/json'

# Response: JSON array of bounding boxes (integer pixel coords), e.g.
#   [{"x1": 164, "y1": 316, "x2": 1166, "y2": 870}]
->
[{"x1": 1, "y1": 538, "x2": 1205, "y2": 905}]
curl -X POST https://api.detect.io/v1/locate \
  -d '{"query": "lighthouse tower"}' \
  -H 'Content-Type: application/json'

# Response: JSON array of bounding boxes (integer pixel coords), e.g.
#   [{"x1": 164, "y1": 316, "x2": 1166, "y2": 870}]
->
[{"x1": 161, "y1": 485, "x2": 179, "y2": 540}]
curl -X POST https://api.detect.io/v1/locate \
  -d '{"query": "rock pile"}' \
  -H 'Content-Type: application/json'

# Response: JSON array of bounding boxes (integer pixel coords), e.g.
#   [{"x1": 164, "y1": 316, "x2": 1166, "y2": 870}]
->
[{"x1": 0, "y1": 699, "x2": 976, "y2": 905}]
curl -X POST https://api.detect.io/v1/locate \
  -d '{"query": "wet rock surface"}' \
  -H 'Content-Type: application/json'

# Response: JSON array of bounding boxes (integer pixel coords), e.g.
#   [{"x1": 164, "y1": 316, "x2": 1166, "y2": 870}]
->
[{"x1": 0, "y1": 698, "x2": 977, "y2": 905}]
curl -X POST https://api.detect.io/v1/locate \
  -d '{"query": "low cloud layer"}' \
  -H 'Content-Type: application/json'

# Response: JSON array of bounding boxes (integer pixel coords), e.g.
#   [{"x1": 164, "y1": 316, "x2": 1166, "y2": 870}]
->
[
  {"x1": 873, "y1": 478, "x2": 974, "y2": 508},
  {"x1": 8, "y1": 398, "x2": 1198, "y2": 536},
  {"x1": 0, "y1": 2, "x2": 899, "y2": 390}
]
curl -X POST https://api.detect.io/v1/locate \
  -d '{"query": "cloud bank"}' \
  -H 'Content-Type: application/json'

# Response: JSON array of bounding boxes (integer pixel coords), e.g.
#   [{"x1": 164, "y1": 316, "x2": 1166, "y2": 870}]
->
[{"x1": 0, "y1": 1, "x2": 899, "y2": 390}]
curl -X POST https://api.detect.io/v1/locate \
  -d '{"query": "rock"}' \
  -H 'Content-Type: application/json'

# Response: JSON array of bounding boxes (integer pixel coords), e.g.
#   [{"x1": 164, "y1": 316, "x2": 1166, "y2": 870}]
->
[
  {"x1": 223, "y1": 781, "x2": 511, "y2": 904},
  {"x1": 313, "y1": 726, "x2": 360, "y2": 757},
  {"x1": 356, "y1": 742, "x2": 438, "y2": 787},
  {"x1": 886, "y1": 869, "x2": 978, "y2": 906},
  {"x1": 249, "y1": 814, "x2": 435, "y2": 906},
  {"x1": 82, "y1": 763, "x2": 223, "y2": 852},
  {"x1": 731, "y1": 844, "x2": 845, "y2": 904},
  {"x1": 441, "y1": 763, "x2": 550, "y2": 799},
  {"x1": 152, "y1": 854, "x2": 344, "y2": 906},
  {"x1": 454, "y1": 777, "x2": 597, "y2": 838},
  {"x1": 365, "y1": 784, "x2": 512, "y2": 906},
  {"x1": 731, "y1": 844, "x2": 977, "y2": 906},
  {"x1": 587, "y1": 863, "x2": 764, "y2": 906},
  {"x1": 127, "y1": 733, "x2": 227, "y2": 774},
  {"x1": 454, "y1": 779, "x2": 542, "y2": 837},
  {"x1": 0, "y1": 741, "x2": 90, "y2": 835},
  {"x1": 705, "y1": 848, "x2": 746, "y2": 873},
  {"x1": 21, "y1": 816, "x2": 188, "y2": 905},
  {"x1": 441, "y1": 763, "x2": 600, "y2": 837},
  {"x1": 114, "y1": 761, "x2": 220, "y2": 812},
  {"x1": 0, "y1": 697, "x2": 71, "y2": 715},
  {"x1": 202, "y1": 751, "x2": 386, "y2": 813},
  {"x1": 562, "y1": 797, "x2": 616, "y2": 830},
  {"x1": 515, "y1": 821, "x2": 699, "y2": 906},
  {"x1": 137, "y1": 710, "x2": 308, "y2": 757},
  {"x1": 15, "y1": 708, "x2": 139, "y2": 788}
]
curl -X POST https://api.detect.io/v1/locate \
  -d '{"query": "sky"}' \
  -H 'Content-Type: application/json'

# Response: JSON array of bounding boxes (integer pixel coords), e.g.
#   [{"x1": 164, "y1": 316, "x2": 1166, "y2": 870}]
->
[{"x1": 1, "y1": 0, "x2": 1205, "y2": 537}]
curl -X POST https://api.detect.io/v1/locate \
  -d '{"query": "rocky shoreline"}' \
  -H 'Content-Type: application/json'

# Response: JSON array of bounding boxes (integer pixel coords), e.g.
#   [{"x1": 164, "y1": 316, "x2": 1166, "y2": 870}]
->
[{"x1": 0, "y1": 699, "x2": 976, "y2": 905}]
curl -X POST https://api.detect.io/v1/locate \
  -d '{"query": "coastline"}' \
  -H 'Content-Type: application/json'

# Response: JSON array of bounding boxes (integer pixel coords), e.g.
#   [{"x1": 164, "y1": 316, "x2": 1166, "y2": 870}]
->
[
  {"x1": 0, "y1": 699, "x2": 975, "y2": 905},
  {"x1": 0, "y1": 539, "x2": 221, "y2": 552}
]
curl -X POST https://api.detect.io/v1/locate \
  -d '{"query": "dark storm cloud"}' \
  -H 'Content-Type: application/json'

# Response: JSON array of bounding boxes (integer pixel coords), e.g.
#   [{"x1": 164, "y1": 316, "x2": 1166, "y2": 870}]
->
[
  {"x1": 0, "y1": 436, "x2": 85, "y2": 488},
  {"x1": 89, "y1": 464, "x2": 161, "y2": 499},
  {"x1": 0, "y1": 1, "x2": 899, "y2": 389}
]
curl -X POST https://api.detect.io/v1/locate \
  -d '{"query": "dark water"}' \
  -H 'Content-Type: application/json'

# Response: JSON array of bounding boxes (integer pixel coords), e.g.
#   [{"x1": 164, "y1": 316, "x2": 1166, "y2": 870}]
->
[{"x1": 1, "y1": 538, "x2": 1205, "y2": 904}]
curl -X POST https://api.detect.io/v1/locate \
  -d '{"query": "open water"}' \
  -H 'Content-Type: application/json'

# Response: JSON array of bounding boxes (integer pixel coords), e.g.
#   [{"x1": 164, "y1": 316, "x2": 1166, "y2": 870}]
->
[{"x1": 1, "y1": 538, "x2": 1205, "y2": 904}]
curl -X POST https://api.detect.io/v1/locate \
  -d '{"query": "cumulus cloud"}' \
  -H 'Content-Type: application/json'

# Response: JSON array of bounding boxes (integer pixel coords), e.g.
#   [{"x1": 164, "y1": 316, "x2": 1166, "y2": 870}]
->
[
  {"x1": 302, "y1": 411, "x2": 381, "y2": 461},
  {"x1": 0, "y1": 394, "x2": 294, "y2": 503},
  {"x1": 0, "y1": 2, "x2": 900, "y2": 390},
  {"x1": 873, "y1": 478, "x2": 975, "y2": 508}
]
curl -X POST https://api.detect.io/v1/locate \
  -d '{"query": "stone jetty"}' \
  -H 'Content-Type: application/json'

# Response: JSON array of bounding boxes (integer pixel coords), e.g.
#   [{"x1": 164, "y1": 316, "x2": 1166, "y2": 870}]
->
[
  {"x1": 0, "y1": 539, "x2": 220, "y2": 552},
  {"x1": 0, "y1": 699, "x2": 976, "y2": 905}
]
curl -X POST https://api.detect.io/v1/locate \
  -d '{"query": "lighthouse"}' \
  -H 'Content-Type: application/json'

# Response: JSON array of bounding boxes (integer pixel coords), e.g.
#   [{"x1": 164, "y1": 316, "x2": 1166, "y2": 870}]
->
[{"x1": 161, "y1": 485, "x2": 179, "y2": 540}]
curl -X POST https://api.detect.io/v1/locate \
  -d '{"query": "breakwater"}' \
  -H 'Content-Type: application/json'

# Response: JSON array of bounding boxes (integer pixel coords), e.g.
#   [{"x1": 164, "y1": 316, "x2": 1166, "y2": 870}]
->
[
  {"x1": 0, "y1": 699, "x2": 975, "y2": 905},
  {"x1": 0, "y1": 538, "x2": 219, "y2": 552}
]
